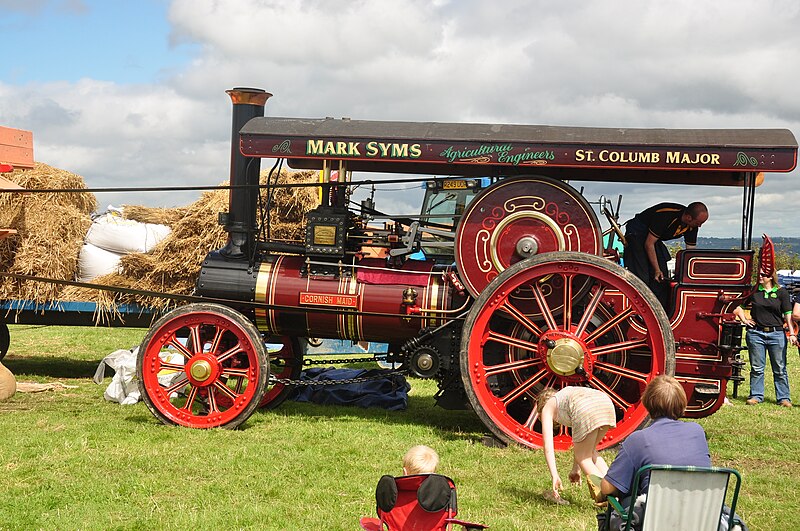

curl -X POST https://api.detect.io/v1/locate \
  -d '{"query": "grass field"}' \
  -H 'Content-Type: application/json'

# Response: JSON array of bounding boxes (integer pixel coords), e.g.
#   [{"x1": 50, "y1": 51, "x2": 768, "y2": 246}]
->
[{"x1": 1, "y1": 324, "x2": 799, "y2": 530}]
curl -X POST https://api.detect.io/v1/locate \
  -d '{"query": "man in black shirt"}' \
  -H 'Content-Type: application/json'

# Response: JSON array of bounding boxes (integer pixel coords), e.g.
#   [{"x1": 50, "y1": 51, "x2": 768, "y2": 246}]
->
[{"x1": 623, "y1": 202, "x2": 708, "y2": 310}]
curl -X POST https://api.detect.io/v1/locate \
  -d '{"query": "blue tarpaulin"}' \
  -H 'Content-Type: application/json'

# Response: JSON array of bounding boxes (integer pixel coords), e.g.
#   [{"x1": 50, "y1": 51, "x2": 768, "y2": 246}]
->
[{"x1": 288, "y1": 367, "x2": 411, "y2": 411}]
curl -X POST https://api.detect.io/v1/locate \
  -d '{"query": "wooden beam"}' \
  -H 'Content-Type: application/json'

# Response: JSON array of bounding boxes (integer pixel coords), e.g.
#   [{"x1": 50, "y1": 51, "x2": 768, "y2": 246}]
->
[
  {"x1": 0, "y1": 229, "x2": 18, "y2": 241},
  {"x1": 0, "y1": 175, "x2": 25, "y2": 190}
]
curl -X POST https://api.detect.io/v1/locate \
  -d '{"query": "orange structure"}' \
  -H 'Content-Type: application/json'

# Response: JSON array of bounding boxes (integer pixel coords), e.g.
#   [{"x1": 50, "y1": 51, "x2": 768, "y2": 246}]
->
[
  {"x1": 0, "y1": 125, "x2": 33, "y2": 241},
  {"x1": 0, "y1": 125, "x2": 34, "y2": 172}
]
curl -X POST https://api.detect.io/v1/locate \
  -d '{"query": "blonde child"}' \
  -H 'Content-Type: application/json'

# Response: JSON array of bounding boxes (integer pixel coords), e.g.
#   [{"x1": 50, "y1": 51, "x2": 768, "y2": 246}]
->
[{"x1": 402, "y1": 445, "x2": 439, "y2": 475}]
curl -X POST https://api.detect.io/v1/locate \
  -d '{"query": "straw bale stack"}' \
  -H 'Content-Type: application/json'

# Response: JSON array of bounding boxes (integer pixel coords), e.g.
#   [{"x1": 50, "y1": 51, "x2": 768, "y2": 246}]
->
[
  {"x1": 0, "y1": 163, "x2": 96, "y2": 301},
  {"x1": 2, "y1": 164, "x2": 319, "y2": 314},
  {"x1": 62, "y1": 168, "x2": 320, "y2": 310}
]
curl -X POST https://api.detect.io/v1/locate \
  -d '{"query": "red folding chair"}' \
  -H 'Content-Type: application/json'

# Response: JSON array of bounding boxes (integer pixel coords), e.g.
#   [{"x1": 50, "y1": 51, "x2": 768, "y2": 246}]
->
[{"x1": 359, "y1": 473, "x2": 488, "y2": 531}]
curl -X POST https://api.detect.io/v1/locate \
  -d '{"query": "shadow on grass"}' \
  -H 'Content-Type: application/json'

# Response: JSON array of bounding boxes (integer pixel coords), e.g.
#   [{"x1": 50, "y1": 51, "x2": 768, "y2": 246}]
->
[
  {"x1": 3, "y1": 357, "x2": 506, "y2": 449},
  {"x1": 119, "y1": 395, "x2": 490, "y2": 444},
  {"x1": 502, "y1": 484, "x2": 584, "y2": 509},
  {"x1": 3, "y1": 355, "x2": 99, "y2": 379},
  {"x1": 125, "y1": 392, "x2": 492, "y2": 443},
  {"x1": 255, "y1": 393, "x2": 490, "y2": 441}
]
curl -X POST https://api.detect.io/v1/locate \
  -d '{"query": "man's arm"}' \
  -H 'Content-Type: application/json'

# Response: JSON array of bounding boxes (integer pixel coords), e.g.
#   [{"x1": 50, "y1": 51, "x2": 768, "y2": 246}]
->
[
  {"x1": 644, "y1": 233, "x2": 664, "y2": 282},
  {"x1": 600, "y1": 477, "x2": 618, "y2": 498},
  {"x1": 792, "y1": 301, "x2": 800, "y2": 324},
  {"x1": 684, "y1": 227, "x2": 699, "y2": 250}
]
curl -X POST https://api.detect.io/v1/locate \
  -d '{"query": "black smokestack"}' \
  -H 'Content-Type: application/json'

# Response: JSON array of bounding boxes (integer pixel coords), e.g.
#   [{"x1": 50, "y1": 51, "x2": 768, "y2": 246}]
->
[{"x1": 220, "y1": 87, "x2": 272, "y2": 259}]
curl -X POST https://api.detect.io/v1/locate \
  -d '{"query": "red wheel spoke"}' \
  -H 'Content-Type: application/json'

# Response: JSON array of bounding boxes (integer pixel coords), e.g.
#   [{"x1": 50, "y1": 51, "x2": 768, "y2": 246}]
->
[
  {"x1": 583, "y1": 307, "x2": 633, "y2": 344},
  {"x1": 233, "y1": 376, "x2": 244, "y2": 393},
  {"x1": 531, "y1": 281, "x2": 558, "y2": 331},
  {"x1": 485, "y1": 330, "x2": 538, "y2": 352},
  {"x1": 160, "y1": 362, "x2": 185, "y2": 372},
  {"x1": 484, "y1": 356, "x2": 543, "y2": 377},
  {"x1": 575, "y1": 286, "x2": 606, "y2": 336},
  {"x1": 181, "y1": 385, "x2": 200, "y2": 411},
  {"x1": 165, "y1": 375, "x2": 189, "y2": 395},
  {"x1": 208, "y1": 326, "x2": 225, "y2": 355},
  {"x1": 499, "y1": 301, "x2": 544, "y2": 337},
  {"x1": 563, "y1": 274, "x2": 575, "y2": 330},
  {"x1": 588, "y1": 378, "x2": 633, "y2": 410},
  {"x1": 212, "y1": 381, "x2": 239, "y2": 401},
  {"x1": 593, "y1": 361, "x2": 651, "y2": 385},
  {"x1": 217, "y1": 344, "x2": 245, "y2": 364},
  {"x1": 166, "y1": 337, "x2": 193, "y2": 359},
  {"x1": 221, "y1": 367, "x2": 250, "y2": 379},
  {"x1": 590, "y1": 338, "x2": 649, "y2": 357},
  {"x1": 500, "y1": 368, "x2": 549, "y2": 405},
  {"x1": 188, "y1": 324, "x2": 204, "y2": 355},
  {"x1": 523, "y1": 411, "x2": 539, "y2": 430},
  {"x1": 207, "y1": 387, "x2": 219, "y2": 412}
]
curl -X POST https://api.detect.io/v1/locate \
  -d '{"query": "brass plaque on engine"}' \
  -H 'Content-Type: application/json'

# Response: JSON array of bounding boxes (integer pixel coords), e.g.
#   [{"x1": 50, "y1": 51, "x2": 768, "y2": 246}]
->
[{"x1": 313, "y1": 225, "x2": 337, "y2": 245}]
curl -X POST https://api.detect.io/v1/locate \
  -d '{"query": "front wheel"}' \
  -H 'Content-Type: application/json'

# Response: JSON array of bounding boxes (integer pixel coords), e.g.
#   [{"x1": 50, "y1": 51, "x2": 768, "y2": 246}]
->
[
  {"x1": 461, "y1": 252, "x2": 675, "y2": 450},
  {"x1": 137, "y1": 303, "x2": 268, "y2": 429}
]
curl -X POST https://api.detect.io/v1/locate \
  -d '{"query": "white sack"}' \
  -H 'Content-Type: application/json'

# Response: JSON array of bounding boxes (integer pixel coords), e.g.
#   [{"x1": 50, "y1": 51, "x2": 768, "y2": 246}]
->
[
  {"x1": 77, "y1": 243, "x2": 123, "y2": 282},
  {"x1": 93, "y1": 347, "x2": 185, "y2": 405},
  {"x1": 94, "y1": 348, "x2": 140, "y2": 405},
  {"x1": 85, "y1": 212, "x2": 171, "y2": 254}
]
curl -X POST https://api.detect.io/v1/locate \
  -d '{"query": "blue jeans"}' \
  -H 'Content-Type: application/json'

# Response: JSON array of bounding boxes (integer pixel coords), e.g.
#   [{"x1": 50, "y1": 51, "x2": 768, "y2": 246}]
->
[{"x1": 745, "y1": 329, "x2": 791, "y2": 402}]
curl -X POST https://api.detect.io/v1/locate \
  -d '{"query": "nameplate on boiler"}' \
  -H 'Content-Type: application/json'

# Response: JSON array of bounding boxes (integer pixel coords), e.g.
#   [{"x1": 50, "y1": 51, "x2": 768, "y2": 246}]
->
[{"x1": 299, "y1": 292, "x2": 359, "y2": 308}]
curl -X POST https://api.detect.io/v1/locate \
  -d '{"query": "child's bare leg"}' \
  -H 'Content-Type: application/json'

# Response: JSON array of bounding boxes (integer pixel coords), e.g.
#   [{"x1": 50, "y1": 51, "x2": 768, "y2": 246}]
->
[
  {"x1": 573, "y1": 427, "x2": 610, "y2": 476},
  {"x1": 594, "y1": 452, "x2": 609, "y2": 475},
  {"x1": 572, "y1": 436, "x2": 603, "y2": 478},
  {"x1": 592, "y1": 428, "x2": 610, "y2": 475}
]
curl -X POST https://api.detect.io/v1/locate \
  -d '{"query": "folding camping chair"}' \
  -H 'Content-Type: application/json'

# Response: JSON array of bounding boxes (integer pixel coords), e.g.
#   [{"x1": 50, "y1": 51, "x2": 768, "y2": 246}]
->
[
  {"x1": 606, "y1": 464, "x2": 742, "y2": 531},
  {"x1": 359, "y1": 473, "x2": 488, "y2": 531}
]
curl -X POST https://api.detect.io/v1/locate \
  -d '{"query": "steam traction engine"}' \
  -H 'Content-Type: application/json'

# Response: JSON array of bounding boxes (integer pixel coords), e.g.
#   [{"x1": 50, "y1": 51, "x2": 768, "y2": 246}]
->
[{"x1": 136, "y1": 88, "x2": 798, "y2": 450}]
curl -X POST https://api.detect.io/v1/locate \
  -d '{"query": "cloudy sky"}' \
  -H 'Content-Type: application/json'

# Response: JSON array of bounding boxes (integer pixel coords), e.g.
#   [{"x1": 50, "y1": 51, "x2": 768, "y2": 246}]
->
[{"x1": 1, "y1": 0, "x2": 799, "y2": 239}]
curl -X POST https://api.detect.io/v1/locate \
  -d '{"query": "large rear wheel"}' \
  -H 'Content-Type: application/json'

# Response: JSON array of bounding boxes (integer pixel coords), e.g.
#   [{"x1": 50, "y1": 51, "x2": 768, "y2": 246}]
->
[
  {"x1": 137, "y1": 303, "x2": 268, "y2": 429},
  {"x1": 461, "y1": 252, "x2": 674, "y2": 450},
  {"x1": 259, "y1": 336, "x2": 303, "y2": 409}
]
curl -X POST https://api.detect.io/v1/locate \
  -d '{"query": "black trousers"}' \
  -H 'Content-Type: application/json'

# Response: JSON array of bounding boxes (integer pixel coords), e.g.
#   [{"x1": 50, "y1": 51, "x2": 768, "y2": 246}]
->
[{"x1": 623, "y1": 232, "x2": 671, "y2": 312}]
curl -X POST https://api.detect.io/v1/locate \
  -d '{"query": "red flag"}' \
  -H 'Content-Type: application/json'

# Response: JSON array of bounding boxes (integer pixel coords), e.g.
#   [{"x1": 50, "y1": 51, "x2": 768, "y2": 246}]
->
[{"x1": 759, "y1": 234, "x2": 775, "y2": 277}]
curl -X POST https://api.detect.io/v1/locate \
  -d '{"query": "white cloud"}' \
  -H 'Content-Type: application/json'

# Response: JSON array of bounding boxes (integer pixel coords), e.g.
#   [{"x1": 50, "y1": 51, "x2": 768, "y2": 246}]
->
[{"x1": 2, "y1": 0, "x2": 799, "y2": 237}]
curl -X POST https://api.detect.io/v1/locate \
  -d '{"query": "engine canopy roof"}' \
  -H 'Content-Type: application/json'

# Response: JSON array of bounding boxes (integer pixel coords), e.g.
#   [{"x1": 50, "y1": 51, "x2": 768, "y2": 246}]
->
[{"x1": 239, "y1": 117, "x2": 798, "y2": 186}]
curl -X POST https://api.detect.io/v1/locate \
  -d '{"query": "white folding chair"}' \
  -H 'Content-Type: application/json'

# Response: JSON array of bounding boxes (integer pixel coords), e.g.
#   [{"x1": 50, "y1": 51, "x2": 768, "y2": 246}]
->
[{"x1": 607, "y1": 464, "x2": 742, "y2": 531}]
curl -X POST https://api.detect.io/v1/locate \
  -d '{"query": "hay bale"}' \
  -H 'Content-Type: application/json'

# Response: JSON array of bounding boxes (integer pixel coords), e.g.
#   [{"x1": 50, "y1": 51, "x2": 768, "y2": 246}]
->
[
  {"x1": 0, "y1": 203, "x2": 91, "y2": 301},
  {"x1": 0, "y1": 163, "x2": 96, "y2": 302},
  {"x1": 0, "y1": 162, "x2": 97, "y2": 222},
  {"x1": 2, "y1": 165, "x2": 320, "y2": 314},
  {"x1": 84, "y1": 168, "x2": 320, "y2": 310}
]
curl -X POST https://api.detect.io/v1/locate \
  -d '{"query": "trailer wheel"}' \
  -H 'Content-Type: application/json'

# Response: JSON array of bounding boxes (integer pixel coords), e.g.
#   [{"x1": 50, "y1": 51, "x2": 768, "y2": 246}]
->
[
  {"x1": 461, "y1": 252, "x2": 675, "y2": 451},
  {"x1": 0, "y1": 323, "x2": 9, "y2": 361},
  {"x1": 259, "y1": 336, "x2": 303, "y2": 409},
  {"x1": 137, "y1": 303, "x2": 268, "y2": 429}
]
